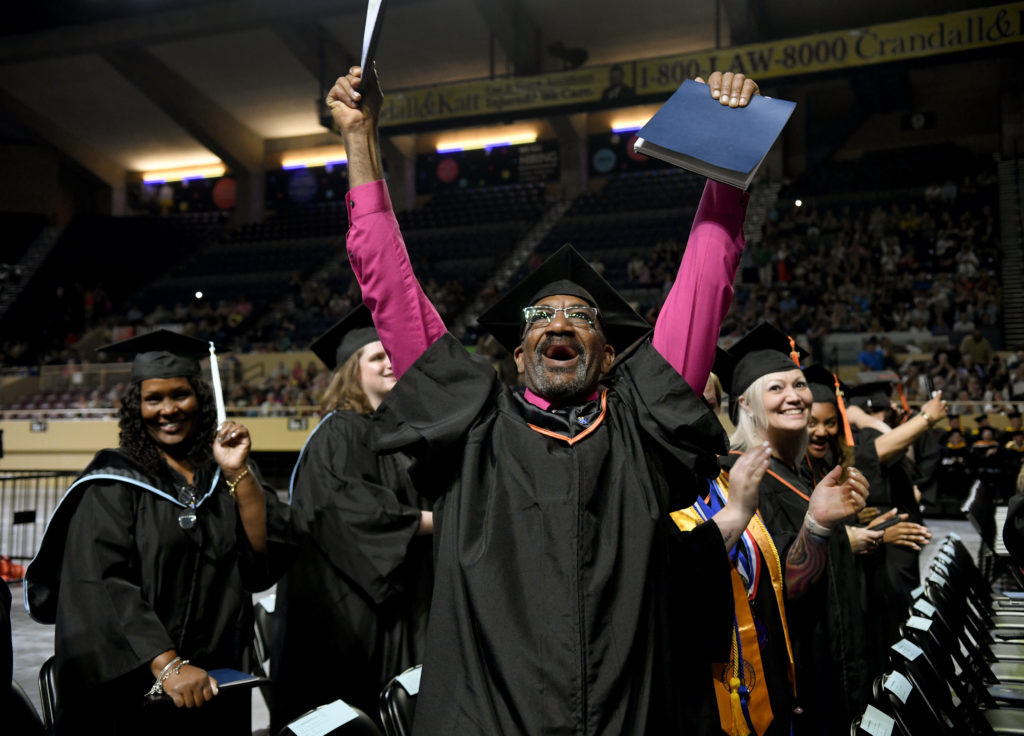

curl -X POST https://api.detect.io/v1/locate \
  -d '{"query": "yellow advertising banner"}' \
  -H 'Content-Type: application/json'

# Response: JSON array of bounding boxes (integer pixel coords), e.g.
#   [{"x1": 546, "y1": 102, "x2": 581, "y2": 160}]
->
[{"x1": 380, "y1": 2, "x2": 1024, "y2": 128}]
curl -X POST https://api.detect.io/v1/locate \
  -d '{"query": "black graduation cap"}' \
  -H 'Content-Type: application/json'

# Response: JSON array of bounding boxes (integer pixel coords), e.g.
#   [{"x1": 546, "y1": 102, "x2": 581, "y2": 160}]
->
[
  {"x1": 97, "y1": 329, "x2": 210, "y2": 383},
  {"x1": 476, "y1": 244, "x2": 652, "y2": 355},
  {"x1": 1008, "y1": 409, "x2": 1022, "y2": 419},
  {"x1": 847, "y1": 380, "x2": 893, "y2": 412},
  {"x1": 309, "y1": 304, "x2": 379, "y2": 372},
  {"x1": 803, "y1": 364, "x2": 849, "y2": 405},
  {"x1": 718, "y1": 322, "x2": 808, "y2": 397}
]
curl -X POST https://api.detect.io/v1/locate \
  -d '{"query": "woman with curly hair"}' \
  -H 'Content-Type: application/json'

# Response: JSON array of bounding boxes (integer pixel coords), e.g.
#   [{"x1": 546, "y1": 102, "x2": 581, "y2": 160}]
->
[
  {"x1": 26, "y1": 330, "x2": 286, "y2": 735},
  {"x1": 270, "y1": 305, "x2": 433, "y2": 731}
]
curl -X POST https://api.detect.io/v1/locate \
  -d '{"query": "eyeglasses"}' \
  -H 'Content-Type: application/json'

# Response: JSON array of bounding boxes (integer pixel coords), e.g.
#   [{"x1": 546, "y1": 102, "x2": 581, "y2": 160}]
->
[{"x1": 522, "y1": 305, "x2": 600, "y2": 328}]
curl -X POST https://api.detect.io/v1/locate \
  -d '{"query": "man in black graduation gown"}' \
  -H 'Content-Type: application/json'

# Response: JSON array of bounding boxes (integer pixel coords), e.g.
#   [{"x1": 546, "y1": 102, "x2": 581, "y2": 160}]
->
[{"x1": 327, "y1": 65, "x2": 761, "y2": 734}]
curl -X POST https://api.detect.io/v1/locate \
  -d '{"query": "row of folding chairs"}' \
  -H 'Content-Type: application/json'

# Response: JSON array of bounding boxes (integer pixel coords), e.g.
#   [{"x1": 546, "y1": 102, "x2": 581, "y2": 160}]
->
[
  {"x1": 850, "y1": 533, "x2": 1024, "y2": 735},
  {"x1": 28, "y1": 591, "x2": 419, "y2": 736}
]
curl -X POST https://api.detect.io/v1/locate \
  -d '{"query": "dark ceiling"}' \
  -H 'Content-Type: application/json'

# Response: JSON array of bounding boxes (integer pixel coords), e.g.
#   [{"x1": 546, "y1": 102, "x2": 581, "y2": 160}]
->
[{"x1": 0, "y1": 0, "x2": 1000, "y2": 188}]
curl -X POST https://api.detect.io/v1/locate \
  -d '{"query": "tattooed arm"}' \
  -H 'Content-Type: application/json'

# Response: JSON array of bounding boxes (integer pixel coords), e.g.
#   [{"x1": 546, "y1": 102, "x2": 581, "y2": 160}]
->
[
  {"x1": 784, "y1": 523, "x2": 830, "y2": 599},
  {"x1": 786, "y1": 465, "x2": 869, "y2": 599}
]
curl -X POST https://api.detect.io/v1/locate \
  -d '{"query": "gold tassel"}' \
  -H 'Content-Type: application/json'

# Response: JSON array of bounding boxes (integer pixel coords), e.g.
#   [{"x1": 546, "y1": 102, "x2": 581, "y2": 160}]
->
[{"x1": 730, "y1": 677, "x2": 751, "y2": 736}]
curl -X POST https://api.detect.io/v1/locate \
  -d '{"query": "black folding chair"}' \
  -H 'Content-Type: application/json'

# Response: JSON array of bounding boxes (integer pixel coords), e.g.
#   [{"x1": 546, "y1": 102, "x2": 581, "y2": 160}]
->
[
  {"x1": 10, "y1": 679, "x2": 47, "y2": 736},
  {"x1": 379, "y1": 664, "x2": 421, "y2": 736},
  {"x1": 37, "y1": 654, "x2": 57, "y2": 733}
]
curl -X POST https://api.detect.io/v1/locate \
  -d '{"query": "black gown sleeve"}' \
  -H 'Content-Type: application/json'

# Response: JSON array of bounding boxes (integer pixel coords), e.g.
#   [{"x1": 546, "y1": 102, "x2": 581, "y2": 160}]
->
[
  {"x1": 610, "y1": 341, "x2": 728, "y2": 505},
  {"x1": 56, "y1": 480, "x2": 177, "y2": 692},
  {"x1": 852, "y1": 427, "x2": 890, "y2": 507},
  {"x1": 291, "y1": 412, "x2": 424, "y2": 605},
  {"x1": 234, "y1": 462, "x2": 295, "y2": 590},
  {"x1": 668, "y1": 519, "x2": 734, "y2": 662},
  {"x1": 372, "y1": 333, "x2": 501, "y2": 498}
]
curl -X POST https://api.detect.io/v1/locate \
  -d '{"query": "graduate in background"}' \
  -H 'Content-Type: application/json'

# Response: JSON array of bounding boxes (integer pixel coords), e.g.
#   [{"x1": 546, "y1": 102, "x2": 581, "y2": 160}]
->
[
  {"x1": 846, "y1": 380, "x2": 944, "y2": 602},
  {"x1": 801, "y1": 365, "x2": 916, "y2": 682},
  {"x1": 270, "y1": 305, "x2": 433, "y2": 731},
  {"x1": 675, "y1": 343, "x2": 868, "y2": 736},
  {"x1": 721, "y1": 324, "x2": 870, "y2": 736},
  {"x1": 25, "y1": 330, "x2": 287, "y2": 736}
]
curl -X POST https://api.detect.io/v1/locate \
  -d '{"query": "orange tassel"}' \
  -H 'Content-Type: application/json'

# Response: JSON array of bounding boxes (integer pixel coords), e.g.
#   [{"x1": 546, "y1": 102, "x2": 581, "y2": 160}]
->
[
  {"x1": 895, "y1": 382, "x2": 909, "y2": 414},
  {"x1": 788, "y1": 336, "x2": 801, "y2": 368},
  {"x1": 834, "y1": 374, "x2": 855, "y2": 448}
]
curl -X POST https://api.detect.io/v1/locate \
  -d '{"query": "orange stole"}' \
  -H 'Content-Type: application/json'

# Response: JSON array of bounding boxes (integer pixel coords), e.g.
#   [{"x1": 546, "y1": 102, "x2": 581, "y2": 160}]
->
[{"x1": 670, "y1": 475, "x2": 795, "y2": 736}]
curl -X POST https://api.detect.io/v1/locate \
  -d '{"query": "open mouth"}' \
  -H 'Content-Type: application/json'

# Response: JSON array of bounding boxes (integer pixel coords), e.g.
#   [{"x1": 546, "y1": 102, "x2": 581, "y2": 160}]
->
[{"x1": 543, "y1": 343, "x2": 580, "y2": 363}]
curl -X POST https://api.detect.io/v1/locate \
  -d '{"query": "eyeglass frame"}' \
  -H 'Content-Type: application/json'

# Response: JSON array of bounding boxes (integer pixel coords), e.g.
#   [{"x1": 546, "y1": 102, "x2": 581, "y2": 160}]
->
[{"x1": 521, "y1": 305, "x2": 601, "y2": 330}]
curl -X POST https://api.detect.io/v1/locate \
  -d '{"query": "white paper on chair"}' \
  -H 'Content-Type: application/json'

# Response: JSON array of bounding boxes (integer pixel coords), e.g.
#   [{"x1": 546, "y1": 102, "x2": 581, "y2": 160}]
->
[
  {"x1": 858, "y1": 705, "x2": 895, "y2": 736},
  {"x1": 891, "y1": 638, "x2": 923, "y2": 661},
  {"x1": 905, "y1": 615, "x2": 933, "y2": 632},
  {"x1": 287, "y1": 700, "x2": 359, "y2": 736},
  {"x1": 258, "y1": 593, "x2": 276, "y2": 613},
  {"x1": 910, "y1": 585, "x2": 925, "y2": 599},
  {"x1": 883, "y1": 671, "x2": 913, "y2": 704},
  {"x1": 397, "y1": 666, "x2": 422, "y2": 695},
  {"x1": 913, "y1": 598, "x2": 936, "y2": 617}
]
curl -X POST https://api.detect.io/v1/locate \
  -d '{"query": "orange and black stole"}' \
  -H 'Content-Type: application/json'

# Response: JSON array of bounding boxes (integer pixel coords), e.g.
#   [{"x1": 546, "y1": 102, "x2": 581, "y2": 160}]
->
[{"x1": 670, "y1": 471, "x2": 795, "y2": 736}]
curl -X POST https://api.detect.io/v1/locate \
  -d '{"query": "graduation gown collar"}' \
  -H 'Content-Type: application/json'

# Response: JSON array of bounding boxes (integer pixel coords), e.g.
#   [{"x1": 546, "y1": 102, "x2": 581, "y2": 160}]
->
[
  {"x1": 288, "y1": 410, "x2": 337, "y2": 504},
  {"x1": 75, "y1": 448, "x2": 222, "y2": 509},
  {"x1": 513, "y1": 387, "x2": 607, "y2": 440}
]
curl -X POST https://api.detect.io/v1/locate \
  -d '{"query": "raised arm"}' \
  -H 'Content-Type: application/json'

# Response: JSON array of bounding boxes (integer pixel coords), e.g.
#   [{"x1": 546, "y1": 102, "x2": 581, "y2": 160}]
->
[
  {"x1": 329, "y1": 67, "x2": 446, "y2": 378},
  {"x1": 651, "y1": 72, "x2": 756, "y2": 389}
]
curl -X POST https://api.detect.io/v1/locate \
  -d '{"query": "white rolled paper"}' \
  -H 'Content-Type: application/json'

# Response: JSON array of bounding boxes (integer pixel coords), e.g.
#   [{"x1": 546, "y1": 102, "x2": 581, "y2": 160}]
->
[{"x1": 208, "y1": 341, "x2": 227, "y2": 426}]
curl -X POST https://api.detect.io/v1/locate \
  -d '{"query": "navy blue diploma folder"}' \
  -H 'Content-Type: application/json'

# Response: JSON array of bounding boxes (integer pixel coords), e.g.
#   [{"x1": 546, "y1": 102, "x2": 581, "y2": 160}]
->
[{"x1": 634, "y1": 79, "x2": 796, "y2": 190}]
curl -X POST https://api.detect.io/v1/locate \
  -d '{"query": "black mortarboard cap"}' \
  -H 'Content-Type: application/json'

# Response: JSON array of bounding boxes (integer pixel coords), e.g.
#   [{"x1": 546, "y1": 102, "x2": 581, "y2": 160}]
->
[
  {"x1": 848, "y1": 380, "x2": 893, "y2": 412},
  {"x1": 309, "y1": 304, "x2": 379, "y2": 371},
  {"x1": 96, "y1": 329, "x2": 210, "y2": 383},
  {"x1": 803, "y1": 364, "x2": 849, "y2": 405},
  {"x1": 476, "y1": 243, "x2": 652, "y2": 354},
  {"x1": 1008, "y1": 409, "x2": 1022, "y2": 420},
  {"x1": 719, "y1": 322, "x2": 808, "y2": 396}
]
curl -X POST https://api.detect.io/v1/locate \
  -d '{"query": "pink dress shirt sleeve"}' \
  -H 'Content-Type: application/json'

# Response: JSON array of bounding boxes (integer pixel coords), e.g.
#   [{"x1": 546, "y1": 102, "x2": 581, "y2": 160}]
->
[
  {"x1": 651, "y1": 180, "x2": 749, "y2": 390},
  {"x1": 345, "y1": 180, "x2": 447, "y2": 379}
]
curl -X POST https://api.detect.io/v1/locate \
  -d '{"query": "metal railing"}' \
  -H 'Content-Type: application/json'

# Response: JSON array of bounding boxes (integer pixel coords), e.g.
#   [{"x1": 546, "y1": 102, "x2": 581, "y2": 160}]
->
[{"x1": 0, "y1": 471, "x2": 77, "y2": 563}]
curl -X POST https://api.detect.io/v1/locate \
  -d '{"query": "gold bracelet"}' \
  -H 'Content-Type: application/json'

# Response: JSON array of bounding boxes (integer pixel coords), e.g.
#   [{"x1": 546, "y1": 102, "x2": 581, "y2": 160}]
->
[
  {"x1": 225, "y1": 465, "x2": 251, "y2": 498},
  {"x1": 920, "y1": 410, "x2": 934, "y2": 426}
]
